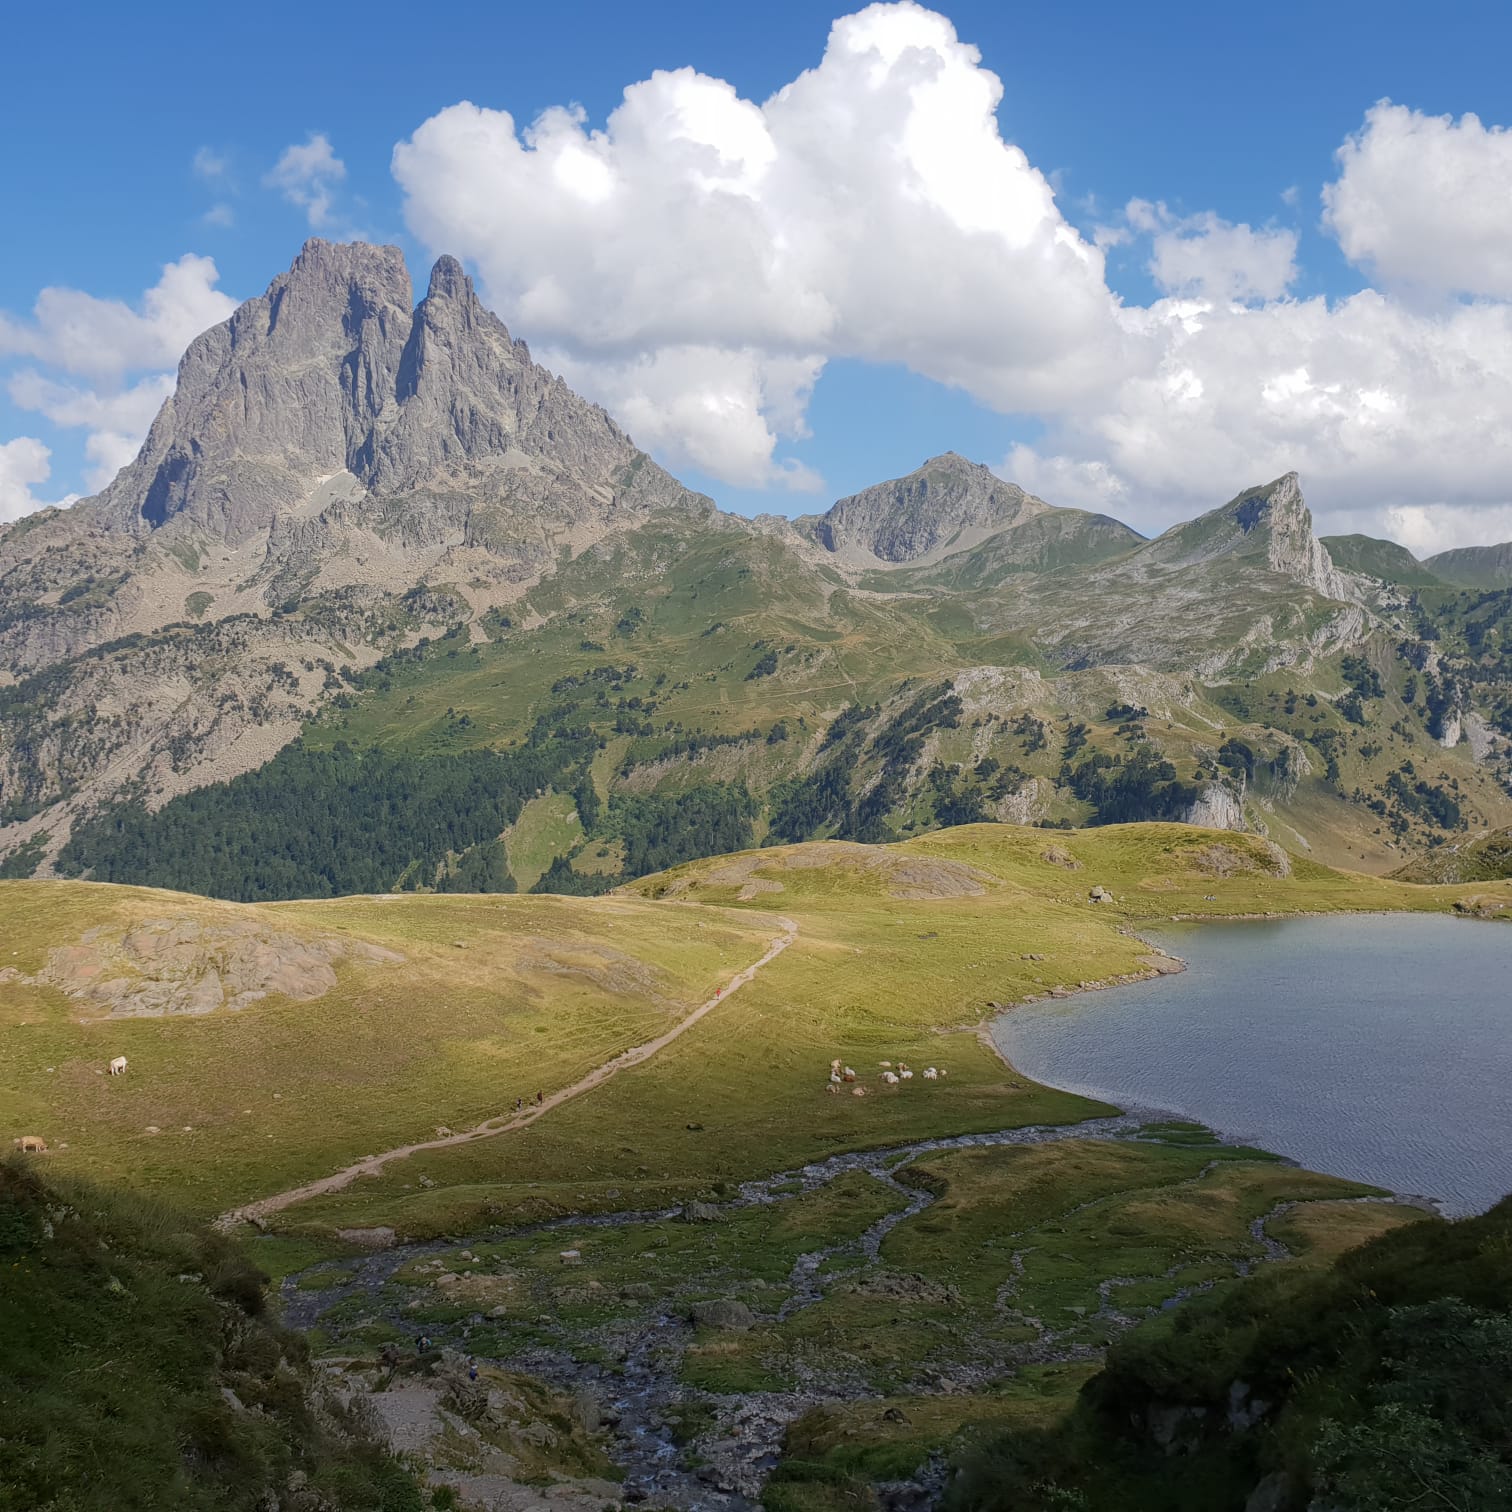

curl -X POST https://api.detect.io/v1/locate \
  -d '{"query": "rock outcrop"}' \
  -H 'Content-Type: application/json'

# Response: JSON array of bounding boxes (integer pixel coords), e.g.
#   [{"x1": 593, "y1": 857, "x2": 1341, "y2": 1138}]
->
[
  {"x1": 0, "y1": 241, "x2": 712, "y2": 856},
  {"x1": 1137, "y1": 473, "x2": 1350, "y2": 602},
  {"x1": 1, "y1": 915, "x2": 401, "y2": 1016},
  {"x1": 1183, "y1": 783, "x2": 1246, "y2": 832}
]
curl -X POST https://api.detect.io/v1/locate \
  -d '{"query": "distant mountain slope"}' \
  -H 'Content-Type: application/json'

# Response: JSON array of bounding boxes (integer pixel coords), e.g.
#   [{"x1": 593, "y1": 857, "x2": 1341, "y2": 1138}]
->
[
  {"x1": 3, "y1": 239, "x2": 702, "y2": 673},
  {"x1": 797, "y1": 451, "x2": 1142, "y2": 571},
  {"x1": 1321, "y1": 533, "x2": 1446, "y2": 587},
  {"x1": 1130, "y1": 473, "x2": 1348, "y2": 599},
  {"x1": 1425, "y1": 540, "x2": 1512, "y2": 589},
  {"x1": 3, "y1": 239, "x2": 1512, "y2": 886},
  {"x1": 0, "y1": 240, "x2": 707, "y2": 851},
  {"x1": 1392, "y1": 826, "x2": 1512, "y2": 883}
]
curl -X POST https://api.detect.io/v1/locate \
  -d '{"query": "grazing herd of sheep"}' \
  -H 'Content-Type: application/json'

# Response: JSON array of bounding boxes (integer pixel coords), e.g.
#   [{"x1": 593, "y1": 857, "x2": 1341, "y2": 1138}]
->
[{"x1": 826, "y1": 1057, "x2": 945, "y2": 1097}]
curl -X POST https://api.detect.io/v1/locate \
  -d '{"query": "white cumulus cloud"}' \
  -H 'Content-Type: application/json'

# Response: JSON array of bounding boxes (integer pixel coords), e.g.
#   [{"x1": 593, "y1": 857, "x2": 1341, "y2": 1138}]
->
[
  {"x1": 0, "y1": 257, "x2": 236, "y2": 512},
  {"x1": 394, "y1": 0, "x2": 1128, "y2": 488},
  {"x1": 8, "y1": 371, "x2": 175, "y2": 489},
  {"x1": 0, "y1": 437, "x2": 73, "y2": 524},
  {"x1": 0, "y1": 254, "x2": 237, "y2": 381},
  {"x1": 265, "y1": 132, "x2": 347, "y2": 229},
  {"x1": 392, "y1": 3, "x2": 1512, "y2": 547},
  {"x1": 1145, "y1": 208, "x2": 1298, "y2": 303},
  {"x1": 1014, "y1": 289, "x2": 1512, "y2": 537},
  {"x1": 1324, "y1": 101, "x2": 1512, "y2": 298}
]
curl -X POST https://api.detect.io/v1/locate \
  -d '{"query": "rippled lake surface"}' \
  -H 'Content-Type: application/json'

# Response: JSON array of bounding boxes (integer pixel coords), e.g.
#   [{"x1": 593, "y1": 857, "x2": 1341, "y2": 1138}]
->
[{"x1": 992, "y1": 914, "x2": 1512, "y2": 1215}]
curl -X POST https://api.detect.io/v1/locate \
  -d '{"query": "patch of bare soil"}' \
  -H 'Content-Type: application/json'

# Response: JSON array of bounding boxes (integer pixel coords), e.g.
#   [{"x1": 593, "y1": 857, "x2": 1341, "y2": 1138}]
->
[
  {"x1": 1040, "y1": 845, "x2": 1082, "y2": 870},
  {"x1": 14, "y1": 917, "x2": 401, "y2": 1017}
]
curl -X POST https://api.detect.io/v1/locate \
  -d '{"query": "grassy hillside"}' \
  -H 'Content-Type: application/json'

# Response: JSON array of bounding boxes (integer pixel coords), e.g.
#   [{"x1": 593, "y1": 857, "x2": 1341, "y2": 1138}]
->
[
  {"x1": 949, "y1": 1194, "x2": 1512, "y2": 1511},
  {"x1": 1393, "y1": 824, "x2": 1512, "y2": 882},
  {"x1": 8, "y1": 824, "x2": 1504, "y2": 1512},
  {"x1": 7, "y1": 823, "x2": 1506, "y2": 1233},
  {"x1": 0, "y1": 879, "x2": 779, "y2": 1213},
  {"x1": 1424, "y1": 540, "x2": 1512, "y2": 589},
  {"x1": 0, "y1": 1157, "x2": 420, "y2": 1512},
  {"x1": 20, "y1": 499, "x2": 1512, "y2": 899},
  {"x1": 1320, "y1": 533, "x2": 1444, "y2": 587}
]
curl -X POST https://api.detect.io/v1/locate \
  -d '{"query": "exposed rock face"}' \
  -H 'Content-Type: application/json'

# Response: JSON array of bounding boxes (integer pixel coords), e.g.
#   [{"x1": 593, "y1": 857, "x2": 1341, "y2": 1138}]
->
[
  {"x1": 1139, "y1": 473, "x2": 1350, "y2": 602},
  {"x1": 4, "y1": 916, "x2": 401, "y2": 1016},
  {"x1": 92, "y1": 241, "x2": 692, "y2": 549},
  {"x1": 805, "y1": 453, "x2": 1051, "y2": 566},
  {"x1": 1184, "y1": 784, "x2": 1246, "y2": 832},
  {"x1": 0, "y1": 241, "x2": 710, "y2": 856}
]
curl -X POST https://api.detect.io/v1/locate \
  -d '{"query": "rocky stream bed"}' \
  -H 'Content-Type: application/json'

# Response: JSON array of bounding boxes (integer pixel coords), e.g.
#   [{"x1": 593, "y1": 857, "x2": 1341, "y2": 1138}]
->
[{"x1": 280, "y1": 1110, "x2": 1431, "y2": 1512}]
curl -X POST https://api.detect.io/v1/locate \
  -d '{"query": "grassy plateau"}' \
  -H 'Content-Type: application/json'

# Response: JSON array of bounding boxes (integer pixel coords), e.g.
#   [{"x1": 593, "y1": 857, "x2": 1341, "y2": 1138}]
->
[{"x1": 5, "y1": 820, "x2": 1507, "y2": 1511}]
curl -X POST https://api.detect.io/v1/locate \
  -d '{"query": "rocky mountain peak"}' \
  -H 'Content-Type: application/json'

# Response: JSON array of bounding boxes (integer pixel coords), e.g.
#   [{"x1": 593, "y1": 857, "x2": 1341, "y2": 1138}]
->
[
  {"x1": 807, "y1": 452, "x2": 1050, "y2": 567},
  {"x1": 77, "y1": 240, "x2": 689, "y2": 548},
  {"x1": 425, "y1": 253, "x2": 470, "y2": 302},
  {"x1": 1139, "y1": 472, "x2": 1350, "y2": 601}
]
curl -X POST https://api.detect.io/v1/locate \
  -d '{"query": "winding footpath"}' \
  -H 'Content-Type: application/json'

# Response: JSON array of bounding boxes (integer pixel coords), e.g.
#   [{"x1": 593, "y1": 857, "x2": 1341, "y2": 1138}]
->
[{"x1": 217, "y1": 913, "x2": 799, "y2": 1232}]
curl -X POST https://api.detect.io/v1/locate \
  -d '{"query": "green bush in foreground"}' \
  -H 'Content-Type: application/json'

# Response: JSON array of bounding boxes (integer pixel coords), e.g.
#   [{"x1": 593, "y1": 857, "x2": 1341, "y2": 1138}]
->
[
  {"x1": 948, "y1": 1196, "x2": 1512, "y2": 1512},
  {"x1": 0, "y1": 1157, "x2": 421, "y2": 1512}
]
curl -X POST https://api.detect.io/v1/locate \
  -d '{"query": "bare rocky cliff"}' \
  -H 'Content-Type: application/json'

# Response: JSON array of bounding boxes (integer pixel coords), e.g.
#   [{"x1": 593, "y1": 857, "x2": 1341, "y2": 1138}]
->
[{"x1": 93, "y1": 240, "x2": 693, "y2": 547}]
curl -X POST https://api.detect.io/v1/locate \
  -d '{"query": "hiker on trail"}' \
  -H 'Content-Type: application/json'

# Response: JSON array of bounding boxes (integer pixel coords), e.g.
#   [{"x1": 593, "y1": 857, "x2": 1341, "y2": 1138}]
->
[
  {"x1": 515, "y1": 1097, "x2": 523, "y2": 1113},
  {"x1": 417, "y1": 1334, "x2": 431, "y2": 1355},
  {"x1": 536, "y1": 1090, "x2": 543, "y2": 1105},
  {"x1": 468, "y1": 1357, "x2": 478, "y2": 1382}
]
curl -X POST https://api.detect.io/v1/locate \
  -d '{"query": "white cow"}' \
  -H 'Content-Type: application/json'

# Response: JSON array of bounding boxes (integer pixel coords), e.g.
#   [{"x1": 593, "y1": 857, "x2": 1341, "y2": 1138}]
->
[
  {"x1": 882, "y1": 1071, "x2": 899, "y2": 1085},
  {"x1": 109, "y1": 1056, "x2": 128, "y2": 1076},
  {"x1": 899, "y1": 1069, "x2": 914, "y2": 1080},
  {"x1": 830, "y1": 1072, "x2": 842, "y2": 1083}
]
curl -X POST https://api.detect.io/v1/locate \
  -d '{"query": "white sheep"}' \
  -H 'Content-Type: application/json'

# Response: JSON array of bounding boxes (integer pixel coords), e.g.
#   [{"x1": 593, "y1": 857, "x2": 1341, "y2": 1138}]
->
[{"x1": 882, "y1": 1071, "x2": 899, "y2": 1085}]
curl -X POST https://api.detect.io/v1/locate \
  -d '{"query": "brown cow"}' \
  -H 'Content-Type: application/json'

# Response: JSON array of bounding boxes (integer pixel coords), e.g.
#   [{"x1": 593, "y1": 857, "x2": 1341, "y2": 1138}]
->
[{"x1": 14, "y1": 1135, "x2": 47, "y2": 1154}]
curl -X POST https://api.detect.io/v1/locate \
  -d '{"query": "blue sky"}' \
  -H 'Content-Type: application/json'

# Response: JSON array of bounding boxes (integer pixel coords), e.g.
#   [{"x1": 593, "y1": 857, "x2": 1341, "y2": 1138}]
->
[{"x1": 4, "y1": 0, "x2": 1512, "y2": 546}]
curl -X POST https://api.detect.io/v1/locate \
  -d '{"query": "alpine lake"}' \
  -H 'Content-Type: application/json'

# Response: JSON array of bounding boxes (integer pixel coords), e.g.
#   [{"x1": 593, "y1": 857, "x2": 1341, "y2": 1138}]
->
[{"x1": 992, "y1": 912, "x2": 1512, "y2": 1217}]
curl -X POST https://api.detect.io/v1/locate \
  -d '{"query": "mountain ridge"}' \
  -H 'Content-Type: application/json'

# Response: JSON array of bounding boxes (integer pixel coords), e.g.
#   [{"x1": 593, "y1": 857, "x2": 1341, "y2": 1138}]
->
[{"x1": 3, "y1": 238, "x2": 1511, "y2": 884}]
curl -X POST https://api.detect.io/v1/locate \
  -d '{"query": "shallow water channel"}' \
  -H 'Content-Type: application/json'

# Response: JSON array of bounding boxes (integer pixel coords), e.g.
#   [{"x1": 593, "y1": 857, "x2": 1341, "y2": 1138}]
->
[
  {"x1": 993, "y1": 913, "x2": 1512, "y2": 1217},
  {"x1": 288, "y1": 1110, "x2": 1404, "y2": 1512}
]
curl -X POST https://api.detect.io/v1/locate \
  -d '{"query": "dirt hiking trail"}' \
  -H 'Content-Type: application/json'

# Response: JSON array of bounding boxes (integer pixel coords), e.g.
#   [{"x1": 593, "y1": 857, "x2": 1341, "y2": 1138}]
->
[{"x1": 217, "y1": 913, "x2": 798, "y2": 1231}]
